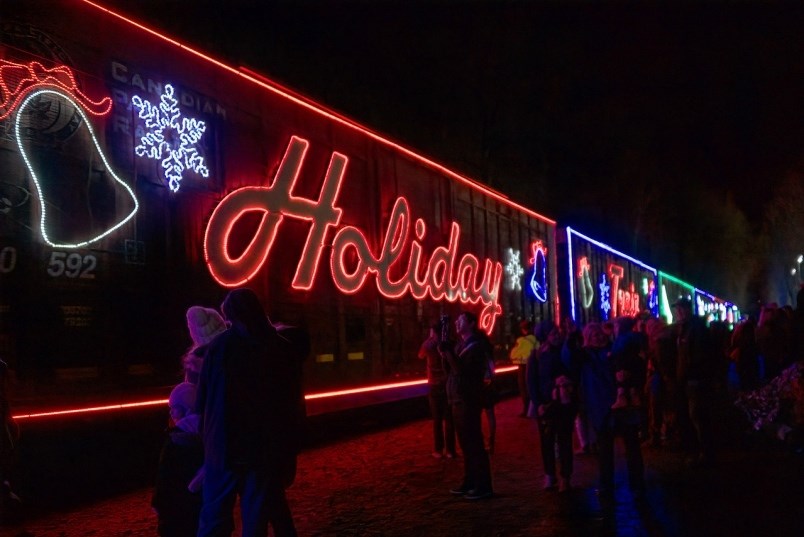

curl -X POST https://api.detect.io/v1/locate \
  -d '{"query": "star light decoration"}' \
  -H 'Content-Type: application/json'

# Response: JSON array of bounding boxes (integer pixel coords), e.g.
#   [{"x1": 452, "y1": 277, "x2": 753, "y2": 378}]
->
[
  {"x1": 131, "y1": 84, "x2": 209, "y2": 192},
  {"x1": 504, "y1": 248, "x2": 524, "y2": 291}
]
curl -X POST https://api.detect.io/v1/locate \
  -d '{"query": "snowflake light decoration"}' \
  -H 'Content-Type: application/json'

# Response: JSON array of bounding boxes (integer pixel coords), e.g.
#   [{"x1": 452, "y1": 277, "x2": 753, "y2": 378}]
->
[
  {"x1": 504, "y1": 248, "x2": 524, "y2": 291},
  {"x1": 599, "y1": 273, "x2": 611, "y2": 319},
  {"x1": 131, "y1": 84, "x2": 209, "y2": 192}
]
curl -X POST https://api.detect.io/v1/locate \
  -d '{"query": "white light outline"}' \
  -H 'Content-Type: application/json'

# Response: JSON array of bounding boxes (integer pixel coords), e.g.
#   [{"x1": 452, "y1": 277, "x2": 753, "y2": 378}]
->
[
  {"x1": 504, "y1": 247, "x2": 524, "y2": 291},
  {"x1": 131, "y1": 83, "x2": 209, "y2": 192},
  {"x1": 15, "y1": 89, "x2": 139, "y2": 249}
]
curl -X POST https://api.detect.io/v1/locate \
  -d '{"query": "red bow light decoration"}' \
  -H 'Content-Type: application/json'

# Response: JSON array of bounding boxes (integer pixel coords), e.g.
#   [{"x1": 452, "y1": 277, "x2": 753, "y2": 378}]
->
[{"x1": 0, "y1": 59, "x2": 112, "y2": 121}]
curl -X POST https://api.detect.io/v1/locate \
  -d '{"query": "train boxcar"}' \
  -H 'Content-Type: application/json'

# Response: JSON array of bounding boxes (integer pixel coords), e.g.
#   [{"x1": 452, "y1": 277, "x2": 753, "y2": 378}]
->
[
  {"x1": 658, "y1": 271, "x2": 695, "y2": 324},
  {"x1": 0, "y1": 1, "x2": 558, "y2": 418},
  {"x1": 560, "y1": 227, "x2": 659, "y2": 325},
  {"x1": 694, "y1": 289, "x2": 741, "y2": 328}
]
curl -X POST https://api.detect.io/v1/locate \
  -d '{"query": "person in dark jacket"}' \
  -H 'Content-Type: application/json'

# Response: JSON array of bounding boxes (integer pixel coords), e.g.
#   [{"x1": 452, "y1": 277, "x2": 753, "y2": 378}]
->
[
  {"x1": 527, "y1": 321, "x2": 576, "y2": 492},
  {"x1": 153, "y1": 382, "x2": 204, "y2": 537},
  {"x1": 595, "y1": 318, "x2": 646, "y2": 499},
  {"x1": 673, "y1": 298, "x2": 716, "y2": 466},
  {"x1": 196, "y1": 288, "x2": 308, "y2": 537},
  {"x1": 0, "y1": 357, "x2": 21, "y2": 522},
  {"x1": 439, "y1": 311, "x2": 493, "y2": 500}
]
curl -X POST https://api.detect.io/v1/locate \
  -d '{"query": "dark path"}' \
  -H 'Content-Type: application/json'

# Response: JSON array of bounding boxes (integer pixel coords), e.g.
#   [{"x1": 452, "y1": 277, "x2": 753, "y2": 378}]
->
[{"x1": 2, "y1": 396, "x2": 802, "y2": 536}]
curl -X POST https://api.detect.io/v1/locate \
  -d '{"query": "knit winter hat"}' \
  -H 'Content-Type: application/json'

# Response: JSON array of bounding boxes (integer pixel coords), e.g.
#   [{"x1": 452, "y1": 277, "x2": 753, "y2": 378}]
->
[
  {"x1": 186, "y1": 306, "x2": 226, "y2": 347},
  {"x1": 168, "y1": 382, "x2": 197, "y2": 414}
]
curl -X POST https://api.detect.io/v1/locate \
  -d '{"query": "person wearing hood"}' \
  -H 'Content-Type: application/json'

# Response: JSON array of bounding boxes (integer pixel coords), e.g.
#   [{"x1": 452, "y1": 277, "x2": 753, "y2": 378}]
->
[
  {"x1": 153, "y1": 381, "x2": 204, "y2": 537},
  {"x1": 183, "y1": 306, "x2": 227, "y2": 385},
  {"x1": 196, "y1": 288, "x2": 307, "y2": 537}
]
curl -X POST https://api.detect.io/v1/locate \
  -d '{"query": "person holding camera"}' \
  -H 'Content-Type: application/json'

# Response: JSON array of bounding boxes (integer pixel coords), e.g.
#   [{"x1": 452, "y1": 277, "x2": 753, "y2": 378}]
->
[
  {"x1": 439, "y1": 311, "x2": 494, "y2": 500},
  {"x1": 418, "y1": 322, "x2": 456, "y2": 459}
]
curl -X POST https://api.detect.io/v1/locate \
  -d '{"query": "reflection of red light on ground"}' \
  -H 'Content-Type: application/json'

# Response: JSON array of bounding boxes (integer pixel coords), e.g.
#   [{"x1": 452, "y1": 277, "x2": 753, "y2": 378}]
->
[{"x1": 12, "y1": 368, "x2": 517, "y2": 421}]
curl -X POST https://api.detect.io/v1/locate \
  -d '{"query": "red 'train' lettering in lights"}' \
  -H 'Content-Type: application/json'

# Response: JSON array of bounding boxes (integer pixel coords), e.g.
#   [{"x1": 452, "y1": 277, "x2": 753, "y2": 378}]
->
[
  {"x1": 204, "y1": 136, "x2": 504, "y2": 334},
  {"x1": 607, "y1": 263, "x2": 640, "y2": 318}
]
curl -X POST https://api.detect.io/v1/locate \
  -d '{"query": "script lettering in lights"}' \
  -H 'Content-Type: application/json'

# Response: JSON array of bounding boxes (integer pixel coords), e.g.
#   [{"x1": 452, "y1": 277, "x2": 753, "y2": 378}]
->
[
  {"x1": 608, "y1": 263, "x2": 640, "y2": 318},
  {"x1": 204, "y1": 135, "x2": 504, "y2": 334}
]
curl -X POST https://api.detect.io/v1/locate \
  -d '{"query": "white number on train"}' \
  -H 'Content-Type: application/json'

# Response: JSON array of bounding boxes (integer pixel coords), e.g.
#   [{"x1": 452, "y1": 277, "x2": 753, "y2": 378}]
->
[
  {"x1": 0, "y1": 246, "x2": 16, "y2": 274},
  {"x1": 47, "y1": 252, "x2": 97, "y2": 279}
]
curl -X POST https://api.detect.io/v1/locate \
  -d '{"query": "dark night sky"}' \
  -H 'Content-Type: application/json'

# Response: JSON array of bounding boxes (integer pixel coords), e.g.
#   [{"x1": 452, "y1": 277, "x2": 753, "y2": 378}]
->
[{"x1": 106, "y1": 0, "x2": 804, "y2": 305}]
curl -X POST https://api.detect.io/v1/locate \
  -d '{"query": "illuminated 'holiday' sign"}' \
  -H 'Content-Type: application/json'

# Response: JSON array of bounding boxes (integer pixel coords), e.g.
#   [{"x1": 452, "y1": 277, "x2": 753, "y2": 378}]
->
[{"x1": 204, "y1": 135, "x2": 504, "y2": 333}]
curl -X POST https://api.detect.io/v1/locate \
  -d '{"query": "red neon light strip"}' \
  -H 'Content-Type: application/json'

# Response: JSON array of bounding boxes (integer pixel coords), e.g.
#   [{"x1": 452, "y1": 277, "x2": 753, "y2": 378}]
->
[
  {"x1": 79, "y1": 1, "x2": 554, "y2": 226},
  {"x1": 11, "y1": 399, "x2": 169, "y2": 420},
  {"x1": 12, "y1": 366, "x2": 518, "y2": 420}
]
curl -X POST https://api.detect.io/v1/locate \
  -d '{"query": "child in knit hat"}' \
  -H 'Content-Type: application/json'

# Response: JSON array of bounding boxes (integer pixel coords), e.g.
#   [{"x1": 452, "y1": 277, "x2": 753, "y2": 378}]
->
[
  {"x1": 152, "y1": 382, "x2": 204, "y2": 537},
  {"x1": 182, "y1": 306, "x2": 226, "y2": 384}
]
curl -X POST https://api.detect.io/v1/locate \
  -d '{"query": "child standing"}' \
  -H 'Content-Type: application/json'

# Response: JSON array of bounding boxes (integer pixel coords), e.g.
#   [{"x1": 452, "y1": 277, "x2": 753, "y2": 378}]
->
[{"x1": 152, "y1": 382, "x2": 204, "y2": 537}]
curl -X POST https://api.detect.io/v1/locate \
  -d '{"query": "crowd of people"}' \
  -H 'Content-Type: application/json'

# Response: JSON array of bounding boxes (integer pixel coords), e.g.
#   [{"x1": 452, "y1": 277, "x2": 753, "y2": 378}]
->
[
  {"x1": 733, "y1": 288, "x2": 804, "y2": 451},
  {"x1": 417, "y1": 287, "x2": 804, "y2": 504},
  {"x1": 3, "y1": 285, "x2": 802, "y2": 532}
]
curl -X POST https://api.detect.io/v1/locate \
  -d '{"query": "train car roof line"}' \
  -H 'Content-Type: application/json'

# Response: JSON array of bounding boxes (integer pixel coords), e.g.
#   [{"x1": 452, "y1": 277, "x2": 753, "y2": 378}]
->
[{"x1": 80, "y1": 0, "x2": 555, "y2": 226}]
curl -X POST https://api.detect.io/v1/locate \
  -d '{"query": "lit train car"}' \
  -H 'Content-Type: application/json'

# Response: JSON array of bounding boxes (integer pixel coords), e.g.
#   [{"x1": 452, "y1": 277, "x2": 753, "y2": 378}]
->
[
  {"x1": 658, "y1": 271, "x2": 695, "y2": 323},
  {"x1": 0, "y1": 1, "x2": 558, "y2": 419},
  {"x1": 559, "y1": 227, "x2": 659, "y2": 326},
  {"x1": 693, "y1": 289, "x2": 741, "y2": 328},
  {"x1": 658, "y1": 272, "x2": 741, "y2": 328}
]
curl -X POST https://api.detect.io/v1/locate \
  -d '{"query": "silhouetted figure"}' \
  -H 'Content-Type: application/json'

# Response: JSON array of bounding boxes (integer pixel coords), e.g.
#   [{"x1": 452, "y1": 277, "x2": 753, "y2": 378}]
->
[
  {"x1": 418, "y1": 323, "x2": 456, "y2": 458},
  {"x1": 0, "y1": 357, "x2": 21, "y2": 523},
  {"x1": 153, "y1": 382, "x2": 204, "y2": 537},
  {"x1": 509, "y1": 320, "x2": 536, "y2": 417},
  {"x1": 674, "y1": 298, "x2": 716, "y2": 467},
  {"x1": 439, "y1": 311, "x2": 494, "y2": 500},
  {"x1": 528, "y1": 321, "x2": 576, "y2": 492},
  {"x1": 196, "y1": 288, "x2": 308, "y2": 537}
]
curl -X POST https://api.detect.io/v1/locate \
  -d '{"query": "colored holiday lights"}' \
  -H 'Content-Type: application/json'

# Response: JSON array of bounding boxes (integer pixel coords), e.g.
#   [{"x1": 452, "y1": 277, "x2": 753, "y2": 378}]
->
[
  {"x1": 608, "y1": 264, "x2": 640, "y2": 318},
  {"x1": 599, "y1": 273, "x2": 611, "y2": 319},
  {"x1": 0, "y1": 60, "x2": 136, "y2": 248},
  {"x1": 528, "y1": 240, "x2": 548, "y2": 302},
  {"x1": 504, "y1": 248, "x2": 524, "y2": 291},
  {"x1": 566, "y1": 227, "x2": 658, "y2": 321},
  {"x1": 578, "y1": 256, "x2": 594, "y2": 309},
  {"x1": 14, "y1": 89, "x2": 139, "y2": 248},
  {"x1": 131, "y1": 83, "x2": 209, "y2": 192},
  {"x1": 205, "y1": 135, "x2": 504, "y2": 333},
  {"x1": 0, "y1": 59, "x2": 112, "y2": 121}
]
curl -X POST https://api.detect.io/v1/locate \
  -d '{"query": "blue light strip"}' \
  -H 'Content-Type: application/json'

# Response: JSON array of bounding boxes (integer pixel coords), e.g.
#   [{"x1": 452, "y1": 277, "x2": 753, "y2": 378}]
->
[
  {"x1": 566, "y1": 227, "x2": 658, "y2": 274},
  {"x1": 566, "y1": 227, "x2": 577, "y2": 321}
]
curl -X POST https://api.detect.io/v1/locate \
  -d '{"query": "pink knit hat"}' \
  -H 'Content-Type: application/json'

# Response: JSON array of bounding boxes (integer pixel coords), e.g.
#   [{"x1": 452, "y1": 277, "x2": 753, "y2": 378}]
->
[{"x1": 186, "y1": 306, "x2": 226, "y2": 347}]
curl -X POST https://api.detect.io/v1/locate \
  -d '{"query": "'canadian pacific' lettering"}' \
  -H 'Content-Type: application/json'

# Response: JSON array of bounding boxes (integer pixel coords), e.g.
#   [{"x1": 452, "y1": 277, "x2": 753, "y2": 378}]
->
[{"x1": 204, "y1": 135, "x2": 504, "y2": 334}]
